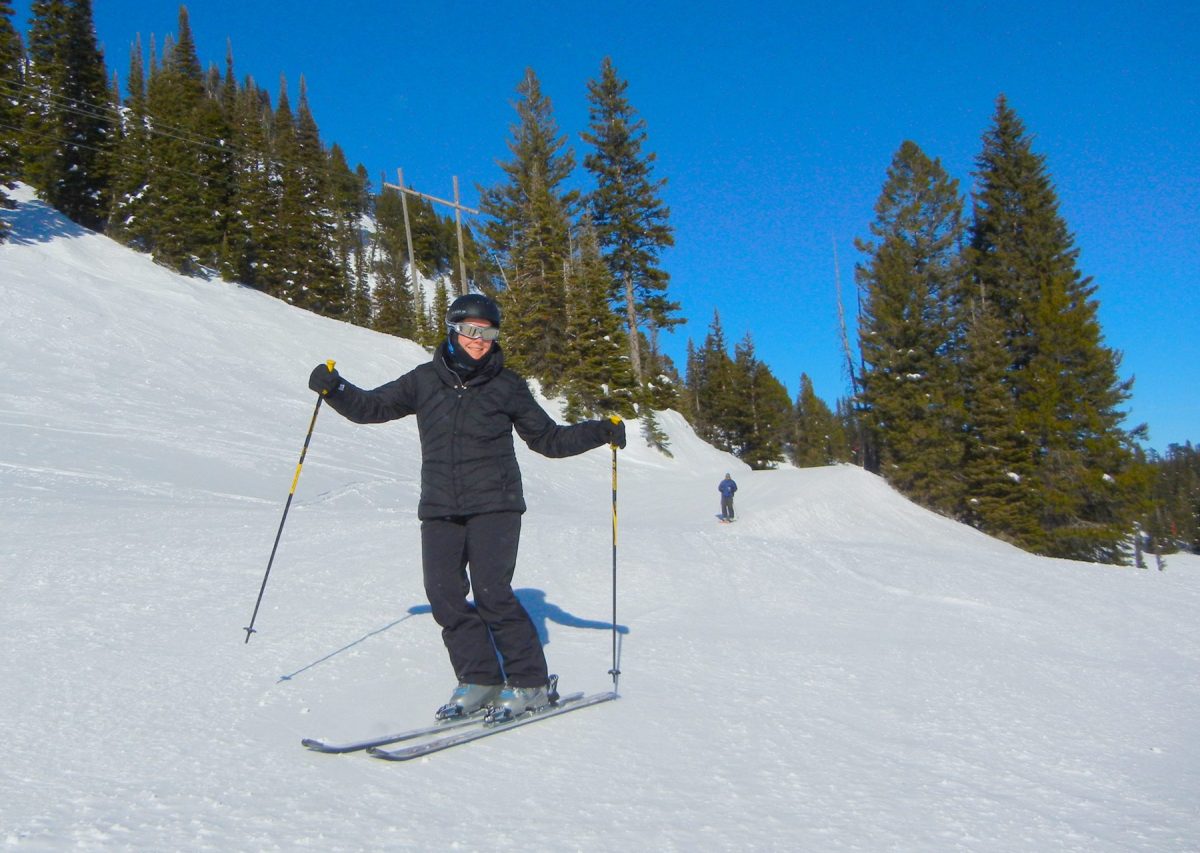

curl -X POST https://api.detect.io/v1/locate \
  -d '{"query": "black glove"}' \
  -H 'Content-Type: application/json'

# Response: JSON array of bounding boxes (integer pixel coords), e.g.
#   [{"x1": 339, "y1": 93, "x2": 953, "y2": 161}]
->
[
  {"x1": 602, "y1": 416, "x2": 627, "y2": 449},
  {"x1": 308, "y1": 363, "x2": 342, "y2": 396}
]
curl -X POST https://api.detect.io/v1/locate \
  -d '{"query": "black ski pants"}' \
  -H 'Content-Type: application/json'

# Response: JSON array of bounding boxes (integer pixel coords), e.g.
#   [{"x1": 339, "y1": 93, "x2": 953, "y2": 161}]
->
[
  {"x1": 720, "y1": 495, "x2": 735, "y2": 520},
  {"x1": 420, "y1": 512, "x2": 548, "y2": 688}
]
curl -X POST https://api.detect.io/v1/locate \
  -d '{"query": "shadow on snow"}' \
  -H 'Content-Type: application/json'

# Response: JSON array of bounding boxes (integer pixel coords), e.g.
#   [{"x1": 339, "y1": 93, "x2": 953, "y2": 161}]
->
[{"x1": 277, "y1": 588, "x2": 628, "y2": 682}]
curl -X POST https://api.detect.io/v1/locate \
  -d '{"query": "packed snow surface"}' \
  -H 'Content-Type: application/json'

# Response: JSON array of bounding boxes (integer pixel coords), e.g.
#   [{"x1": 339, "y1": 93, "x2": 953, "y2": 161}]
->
[{"x1": 2, "y1": 187, "x2": 1198, "y2": 851}]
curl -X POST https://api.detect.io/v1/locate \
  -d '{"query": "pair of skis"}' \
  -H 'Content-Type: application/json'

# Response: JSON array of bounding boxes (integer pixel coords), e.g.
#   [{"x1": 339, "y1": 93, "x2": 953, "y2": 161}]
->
[{"x1": 302, "y1": 691, "x2": 617, "y2": 761}]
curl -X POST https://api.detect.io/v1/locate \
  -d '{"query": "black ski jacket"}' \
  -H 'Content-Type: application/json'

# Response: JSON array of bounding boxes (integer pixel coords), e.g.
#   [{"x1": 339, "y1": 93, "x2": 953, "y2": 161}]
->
[{"x1": 324, "y1": 345, "x2": 611, "y2": 519}]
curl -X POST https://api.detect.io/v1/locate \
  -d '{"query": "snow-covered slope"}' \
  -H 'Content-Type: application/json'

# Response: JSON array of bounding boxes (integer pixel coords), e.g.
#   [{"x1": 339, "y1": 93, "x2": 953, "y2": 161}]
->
[{"x1": 2, "y1": 187, "x2": 1197, "y2": 851}]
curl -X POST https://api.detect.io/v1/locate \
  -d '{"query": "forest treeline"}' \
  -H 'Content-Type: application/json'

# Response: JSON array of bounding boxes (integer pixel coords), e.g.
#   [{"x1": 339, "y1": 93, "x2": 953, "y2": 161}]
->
[{"x1": 1, "y1": 2, "x2": 1194, "y2": 562}]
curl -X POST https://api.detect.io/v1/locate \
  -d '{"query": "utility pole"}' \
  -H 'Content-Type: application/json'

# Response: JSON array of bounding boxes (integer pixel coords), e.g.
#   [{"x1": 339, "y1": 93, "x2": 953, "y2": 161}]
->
[
  {"x1": 392, "y1": 169, "x2": 420, "y2": 312},
  {"x1": 383, "y1": 172, "x2": 479, "y2": 296}
]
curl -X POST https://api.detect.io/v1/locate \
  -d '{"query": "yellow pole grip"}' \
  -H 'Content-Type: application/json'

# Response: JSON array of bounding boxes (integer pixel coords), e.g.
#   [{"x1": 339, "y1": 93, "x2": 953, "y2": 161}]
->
[
  {"x1": 608, "y1": 414, "x2": 623, "y2": 449},
  {"x1": 320, "y1": 359, "x2": 337, "y2": 397}
]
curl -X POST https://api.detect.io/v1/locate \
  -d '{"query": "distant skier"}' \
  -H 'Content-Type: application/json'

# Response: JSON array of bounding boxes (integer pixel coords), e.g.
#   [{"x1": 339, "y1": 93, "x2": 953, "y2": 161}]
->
[
  {"x1": 307, "y1": 293, "x2": 626, "y2": 722},
  {"x1": 718, "y1": 473, "x2": 738, "y2": 522}
]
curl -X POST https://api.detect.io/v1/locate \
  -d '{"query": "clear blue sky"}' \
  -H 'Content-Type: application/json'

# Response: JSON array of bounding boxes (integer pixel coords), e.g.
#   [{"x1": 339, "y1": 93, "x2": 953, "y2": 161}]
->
[{"x1": 15, "y1": 1, "x2": 1199, "y2": 449}]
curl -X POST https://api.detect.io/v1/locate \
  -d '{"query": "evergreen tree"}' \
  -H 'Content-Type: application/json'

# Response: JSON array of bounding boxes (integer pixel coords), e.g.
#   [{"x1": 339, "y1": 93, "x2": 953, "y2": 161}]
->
[
  {"x1": 347, "y1": 161, "x2": 373, "y2": 326},
  {"x1": 836, "y1": 397, "x2": 866, "y2": 467},
  {"x1": 682, "y1": 339, "x2": 702, "y2": 424},
  {"x1": 107, "y1": 36, "x2": 152, "y2": 247},
  {"x1": 224, "y1": 75, "x2": 275, "y2": 287},
  {"x1": 855, "y1": 140, "x2": 966, "y2": 515},
  {"x1": 793, "y1": 373, "x2": 846, "y2": 467},
  {"x1": 326, "y1": 144, "x2": 369, "y2": 324},
  {"x1": 479, "y1": 68, "x2": 575, "y2": 386},
  {"x1": 562, "y1": 216, "x2": 637, "y2": 421},
  {"x1": 688, "y1": 311, "x2": 741, "y2": 453},
  {"x1": 141, "y1": 8, "x2": 230, "y2": 272},
  {"x1": 429, "y1": 278, "x2": 450, "y2": 346},
  {"x1": 969, "y1": 96, "x2": 1143, "y2": 561},
  {"x1": 0, "y1": 0, "x2": 22, "y2": 238},
  {"x1": 261, "y1": 76, "x2": 302, "y2": 300},
  {"x1": 371, "y1": 185, "x2": 418, "y2": 339},
  {"x1": 22, "y1": 0, "x2": 112, "y2": 229},
  {"x1": 1145, "y1": 443, "x2": 1200, "y2": 554},
  {"x1": 581, "y1": 57, "x2": 678, "y2": 390},
  {"x1": 283, "y1": 76, "x2": 342, "y2": 314},
  {"x1": 958, "y1": 298, "x2": 1041, "y2": 543},
  {"x1": 731, "y1": 334, "x2": 792, "y2": 469}
]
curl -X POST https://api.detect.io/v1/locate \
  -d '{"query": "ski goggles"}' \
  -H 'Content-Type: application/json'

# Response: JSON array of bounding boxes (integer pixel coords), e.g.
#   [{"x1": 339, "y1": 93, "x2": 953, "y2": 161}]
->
[{"x1": 448, "y1": 322, "x2": 501, "y2": 341}]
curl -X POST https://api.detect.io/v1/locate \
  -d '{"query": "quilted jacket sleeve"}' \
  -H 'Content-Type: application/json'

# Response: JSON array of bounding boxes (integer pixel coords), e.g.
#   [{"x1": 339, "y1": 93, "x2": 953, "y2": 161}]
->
[
  {"x1": 506, "y1": 374, "x2": 610, "y2": 458},
  {"x1": 324, "y1": 370, "x2": 420, "y2": 424}
]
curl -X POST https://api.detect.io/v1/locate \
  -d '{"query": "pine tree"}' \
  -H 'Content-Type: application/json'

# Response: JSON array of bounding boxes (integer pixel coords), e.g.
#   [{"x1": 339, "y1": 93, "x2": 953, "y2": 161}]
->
[
  {"x1": 793, "y1": 374, "x2": 846, "y2": 467},
  {"x1": 260, "y1": 77, "x2": 304, "y2": 300},
  {"x1": 731, "y1": 334, "x2": 792, "y2": 469},
  {"x1": 346, "y1": 160, "x2": 373, "y2": 326},
  {"x1": 371, "y1": 185, "x2": 418, "y2": 339},
  {"x1": 224, "y1": 75, "x2": 275, "y2": 287},
  {"x1": 22, "y1": 0, "x2": 112, "y2": 229},
  {"x1": 855, "y1": 140, "x2": 967, "y2": 515},
  {"x1": 969, "y1": 96, "x2": 1143, "y2": 561},
  {"x1": 0, "y1": 0, "x2": 22, "y2": 238},
  {"x1": 479, "y1": 68, "x2": 575, "y2": 386},
  {"x1": 283, "y1": 76, "x2": 342, "y2": 314},
  {"x1": 688, "y1": 311, "x2": 741, "y2": 453},
  {"x1": 326, "y1": 144, "x2": 366, "y2": 323},
  {"x1": 562, "y1": 216, "x2": 637, "y2": 421},
  {"x1": 107, "y1": 36, "x2": 152, "y2": 247},
  {"x1": 1145, "y1": 443, "x2": 1200, "y2": 554},
  {"x1": 582, "y1": 57, "x2": 677, "y2": 391},
  {"x1": 429, "y1": 278, "x2": 450, "y2": 346},
  {"x1": 958, "y1": 298, "x2": 1041, "y2": 544},
  {"x1": 140, "y1": 8, "x2": 231, "y2": 272}
]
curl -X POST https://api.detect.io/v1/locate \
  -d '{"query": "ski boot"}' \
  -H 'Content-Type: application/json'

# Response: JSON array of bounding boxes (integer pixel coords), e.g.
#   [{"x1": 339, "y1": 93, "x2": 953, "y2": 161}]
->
[
  {"x1": 435, "y1": 683, "x2": 502, "y2": 721},
  {"x1": 484, "y1": 675, "x2": 559, "y2": 725}
]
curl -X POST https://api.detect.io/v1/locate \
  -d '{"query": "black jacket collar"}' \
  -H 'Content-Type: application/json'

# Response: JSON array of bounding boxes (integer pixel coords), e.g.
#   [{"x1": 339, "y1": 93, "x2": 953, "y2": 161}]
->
[{"x1": 436, "y1": 341, "x2": 504, "y2": 387}]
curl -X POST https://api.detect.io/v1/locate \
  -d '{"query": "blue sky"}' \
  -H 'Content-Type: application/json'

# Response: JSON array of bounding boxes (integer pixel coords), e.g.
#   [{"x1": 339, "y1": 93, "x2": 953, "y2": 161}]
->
[{"x1": 14, "y1": 1, "x2": 1199, "y2": 449}]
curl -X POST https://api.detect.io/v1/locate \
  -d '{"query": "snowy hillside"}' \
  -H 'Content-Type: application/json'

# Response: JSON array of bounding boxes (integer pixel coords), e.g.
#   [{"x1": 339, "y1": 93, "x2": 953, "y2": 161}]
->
[{"x1": 2, "y1": 186, "x2": 1198, "y2": 851}]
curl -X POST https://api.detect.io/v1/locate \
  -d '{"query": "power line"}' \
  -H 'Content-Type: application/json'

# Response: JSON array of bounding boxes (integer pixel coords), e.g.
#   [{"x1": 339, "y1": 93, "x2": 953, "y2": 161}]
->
[
  {"x1": 0, "y1": 120, "x2": 239, "y2": 184},
  {"x1": 0, "y1": 75, "x2": 233, "y2": 156},
  {"x1": 0, "y1": 75, "x2": 298, "y2": 171}
]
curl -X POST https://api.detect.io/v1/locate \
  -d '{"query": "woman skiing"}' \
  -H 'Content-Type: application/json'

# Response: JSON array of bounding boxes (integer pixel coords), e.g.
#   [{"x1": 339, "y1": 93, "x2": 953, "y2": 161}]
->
[{"x1": 308, "y1": 293, "x2": 625, "y2": 722}]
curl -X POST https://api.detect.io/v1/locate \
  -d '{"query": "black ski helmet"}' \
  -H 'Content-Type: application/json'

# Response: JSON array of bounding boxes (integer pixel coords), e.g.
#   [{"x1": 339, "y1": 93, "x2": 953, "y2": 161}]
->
[{"x1": 446, "y1": 292, "x2": 501, "y2": 330}]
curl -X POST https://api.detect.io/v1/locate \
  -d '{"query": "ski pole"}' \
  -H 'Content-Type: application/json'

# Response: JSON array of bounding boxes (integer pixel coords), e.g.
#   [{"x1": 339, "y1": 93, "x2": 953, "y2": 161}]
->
[
  {"x1": 243, "y1": 360, "x2": 335, "y2": 643},
  {"x1": 607, "y1": 415, "x2": 622, "y2": 689}
]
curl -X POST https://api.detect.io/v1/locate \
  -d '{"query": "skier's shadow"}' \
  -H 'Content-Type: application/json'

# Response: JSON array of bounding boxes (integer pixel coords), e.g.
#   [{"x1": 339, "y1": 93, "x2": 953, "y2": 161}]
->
[
  {"x1": 406, "y1": 588, "x2": 629, "y2": 646},
  {"x1": 278, "y1": 590, "x2": 628, "y2": 683}
]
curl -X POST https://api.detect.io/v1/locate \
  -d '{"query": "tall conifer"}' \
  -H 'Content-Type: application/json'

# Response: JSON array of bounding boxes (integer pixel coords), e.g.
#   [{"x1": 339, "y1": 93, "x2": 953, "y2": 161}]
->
[
  {"x1": 732, "y1": 334, "x2": 792, "y2": 469},
  {"x1": 856, "y1": 140, "x2": 967, "y2": 515},
  {"x1": 371, "y1": 185, "x2": 418, "y2": 338},
  {"x1": 689, "y1": 311, "x2": 740, "y2": 452},
  {"x1": 479, "y1": 68, "x2": 575, "y2": 385},
  {"x1": 0, "y1": 0, "x2": 22, "y2": 237},
  {"x1": 22, "y1": 0, "x2": 112, "y2": 229},
  {"x1": 107, "y1": 36, "x2": 152, "y2": 246},
  {"x1": 224, "y1": 76, "x2": 275, "y2": 287},
  {"x1": 284, "y1": 76, "x2": 342, "y2": 314},
  {"x1": 969, "y1": 96, "x2": 1143, "y2": 561},
  {"x1": 141, "y1": 8, "x2": 230, "y2": 272},
  {"x1": 793, "y1": 374, "x2": 847, "y2": 467},
  {"x1": 562, "y1": 216, "x2": 637, "y2": 421},
  {"x1": 581, "y1": 57, "x2": 678, "y2": 390}
]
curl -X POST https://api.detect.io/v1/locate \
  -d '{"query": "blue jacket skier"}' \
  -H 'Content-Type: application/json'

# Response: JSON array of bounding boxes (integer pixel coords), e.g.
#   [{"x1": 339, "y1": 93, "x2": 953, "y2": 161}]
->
[{"x1": 718, "y1": 474, "x2": 738, "y2": 522}]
